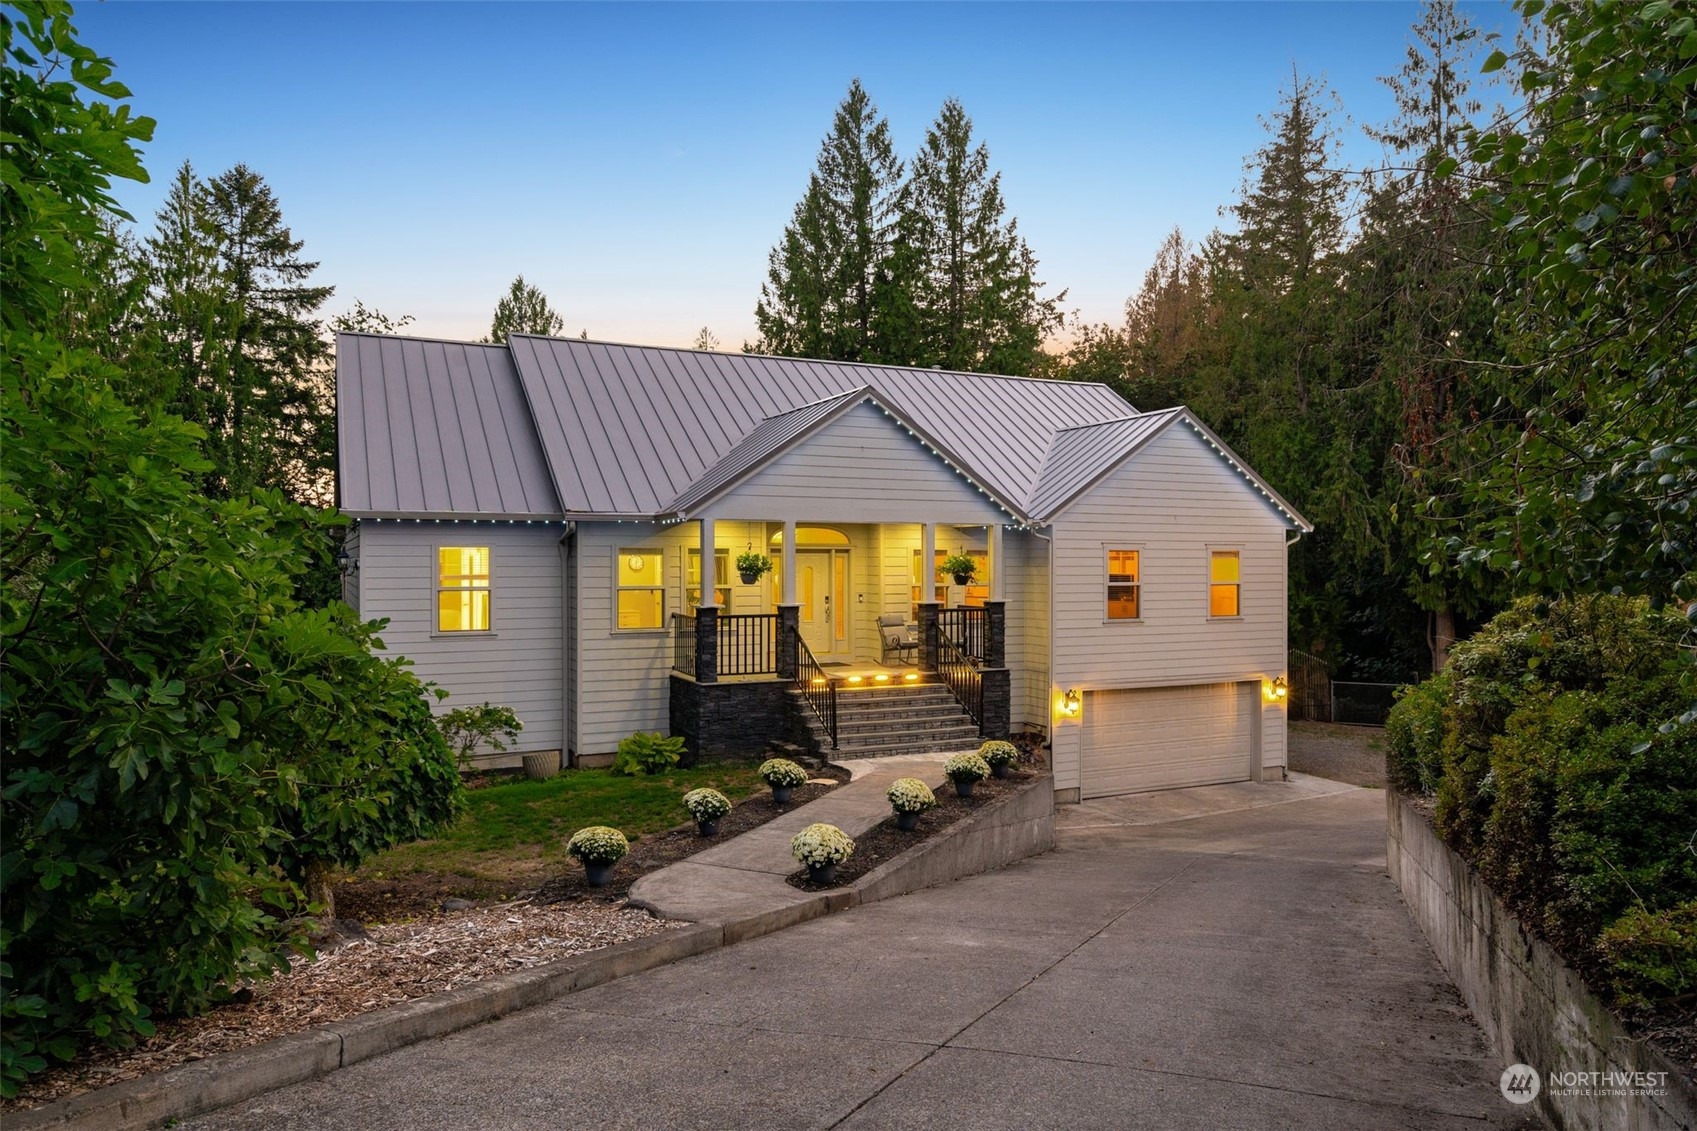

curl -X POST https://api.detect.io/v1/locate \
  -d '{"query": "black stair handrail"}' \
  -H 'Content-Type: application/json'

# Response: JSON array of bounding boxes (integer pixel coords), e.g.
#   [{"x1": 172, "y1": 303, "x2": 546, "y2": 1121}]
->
[
  {"x1": 791, "y1": 627, "x2": 838, "y2": 749},
  {"x1": 936, "y1": 630, "x2": 984, "y2": 731}
]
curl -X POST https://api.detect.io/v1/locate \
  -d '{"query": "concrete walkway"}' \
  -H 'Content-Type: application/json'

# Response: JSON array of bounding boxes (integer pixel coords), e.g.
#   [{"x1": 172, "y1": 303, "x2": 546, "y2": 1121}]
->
[
  {"x1": 186, "y1": 777, "x2": 1538, "y2": 1131},
  {"x1": 629, "y1": 752, "x2": 966, "y2": 924}
]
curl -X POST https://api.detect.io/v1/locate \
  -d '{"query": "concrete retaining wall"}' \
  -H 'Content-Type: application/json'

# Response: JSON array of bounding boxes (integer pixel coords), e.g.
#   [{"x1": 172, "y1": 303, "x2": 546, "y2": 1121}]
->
[
  {"x1": 855, "y1": 772, "x2": 1053, "y2": 904},
  {"x1": 1387, "y1": 791, "x2": 1695, "y2": 1131}
]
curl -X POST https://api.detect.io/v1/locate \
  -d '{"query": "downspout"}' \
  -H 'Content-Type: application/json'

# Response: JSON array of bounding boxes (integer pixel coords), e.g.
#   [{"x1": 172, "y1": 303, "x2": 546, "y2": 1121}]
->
[
  {"x1": 559, "y1": 522, "x2": 576, "y2": 767},
  {"x1": 1027, "y1": 526, "x2": 1055, "y2": 748}
]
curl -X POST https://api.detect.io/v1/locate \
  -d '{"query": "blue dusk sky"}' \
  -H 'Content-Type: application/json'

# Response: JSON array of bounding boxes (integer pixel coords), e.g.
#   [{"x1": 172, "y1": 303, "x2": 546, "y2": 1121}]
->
[{"x1": 75, "y1": 1, "x2": 1515, "y2": 349}]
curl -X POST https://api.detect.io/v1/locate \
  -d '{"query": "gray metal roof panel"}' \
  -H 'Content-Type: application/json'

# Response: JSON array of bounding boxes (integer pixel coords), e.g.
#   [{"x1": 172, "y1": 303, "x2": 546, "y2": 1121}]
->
[
  {"x1": 1028, "y1": 410, "x2": 1181, "y2": 519},
  {"x1": 336, "y1": 333, "x2": 562, "y2": 517},
  {"x1": 506, "y1": 337, "x2": 1137, "y2": 516}
]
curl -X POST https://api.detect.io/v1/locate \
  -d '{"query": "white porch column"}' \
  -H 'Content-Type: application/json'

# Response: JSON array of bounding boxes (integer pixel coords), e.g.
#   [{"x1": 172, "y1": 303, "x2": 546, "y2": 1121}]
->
[
  {"x1": 780, "y1": 520, "x2": 797, "y2": 606},
  {"x1": 921, "y1": 522, "x2": 936, "y2": 589},
  {"x1": 989, "y1": 524, "x2": 1005, "y2": 602},
  {"x1": 697, "y1": 515, "x2": 718, "y2": 606}
]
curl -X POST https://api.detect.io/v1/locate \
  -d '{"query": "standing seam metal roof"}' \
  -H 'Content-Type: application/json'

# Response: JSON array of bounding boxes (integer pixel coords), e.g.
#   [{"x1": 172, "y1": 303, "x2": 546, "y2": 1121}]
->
[
  {"x1": 336, "y1": 334, "x2": 562, "y2": 517},
  {"x1": 336, "y1": 333, "x2": 1309, "y2": 530},
  {"x1": 502, "y1": 336, "x2": 1136, "y2": 517}
]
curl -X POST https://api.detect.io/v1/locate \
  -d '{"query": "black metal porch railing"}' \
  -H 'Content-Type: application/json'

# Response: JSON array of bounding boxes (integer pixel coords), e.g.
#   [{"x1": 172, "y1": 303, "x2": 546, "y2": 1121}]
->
[
  {"x1": 936, "y1": 629, "x2": 983, "y2": 730},
  {"x1": 792, "y1": 628, "x2": 838, "y2": 748},
  {"x1": 937, "y1": 607, "x2": 986, "y2": 662},
  {"x1": 672, "y1": 613, "x2": 696, "y2": 675},
  {"x1": 718, "y1": 613, "x2": 777, "y2": 677}
]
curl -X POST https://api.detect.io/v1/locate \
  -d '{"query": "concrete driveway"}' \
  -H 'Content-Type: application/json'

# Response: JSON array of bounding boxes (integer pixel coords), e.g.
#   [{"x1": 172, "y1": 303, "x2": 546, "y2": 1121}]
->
[{"x1": 187, "y1": 779, "x2": 1536, "y2": 1130}]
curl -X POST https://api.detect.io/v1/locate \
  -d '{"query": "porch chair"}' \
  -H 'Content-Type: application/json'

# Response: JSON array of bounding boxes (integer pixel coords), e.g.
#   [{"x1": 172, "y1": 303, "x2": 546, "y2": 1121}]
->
[{"x1": 879, "y1": 613, "x2": 919, "y2": 666}]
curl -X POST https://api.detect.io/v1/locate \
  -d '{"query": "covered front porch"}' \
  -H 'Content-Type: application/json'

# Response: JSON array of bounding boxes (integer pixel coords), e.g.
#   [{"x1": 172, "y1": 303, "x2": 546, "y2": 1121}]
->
[{"x1": 667, "y1": 518, "x2": 1013, "y2": 758}]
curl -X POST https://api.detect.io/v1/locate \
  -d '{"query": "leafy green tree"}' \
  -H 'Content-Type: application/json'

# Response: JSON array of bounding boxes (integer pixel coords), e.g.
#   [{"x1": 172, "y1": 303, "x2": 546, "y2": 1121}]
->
[
  {"x1": 486, "y1": 273, "x2": 564, "y2": 342},
  {"x1": 882, "y1": 98, "x2": 1065, "y2": 375},
  {"x1": 756, "y1": 78, "x2": 904, "y2": 361},
  {"x1": 329, "y1": 297, "x2": 414, "y2": 336},
  {"x1": 1117, "y1": 227, "x2": 1211, "y2": 411},
  {"x1": 0, "y1": 2, "x2": 460, "y2": 1091},
  {"x1": 691, "y1": 325, "x2": 720, "y2": 351},
  {"x1": 1454, "y1": 0, "x2": 1696, "y2": 606}
]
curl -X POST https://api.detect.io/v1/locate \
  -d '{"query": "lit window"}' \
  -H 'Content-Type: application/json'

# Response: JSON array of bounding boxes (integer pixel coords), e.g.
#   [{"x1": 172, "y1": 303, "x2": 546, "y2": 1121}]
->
[
  {"x1": 437, "y1": 547, "x2": 491, "y2": 632},
  {"x1": 1209, "y1": 550, "x2": 1240, "y2": 617},
  {"x1": 617, "y1": 549, "x2": 664, "y2": 629},
  {"x1": 687, "y1": 548, "x2": 731, "y2": 609},
  {"x1": 1107, "y1": 549, "x2": 1140, "y2": 620}
]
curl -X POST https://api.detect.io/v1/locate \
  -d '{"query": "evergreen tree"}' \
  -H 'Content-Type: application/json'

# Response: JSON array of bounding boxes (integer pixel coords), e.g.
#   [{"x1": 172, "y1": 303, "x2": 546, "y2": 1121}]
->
[
  {"x1": 1119, "y1": 227, "x2": 1210, "y2": 410},
  {"x1": 486, "y1": 273, "x2": 564, "y2": 342},
  {"x1": 140, "y1": 161, "x2": 335, "y2": 502},
  {"x1": 885, "y1": 98, "x2": 1064, "y2": 375},
  {"x1": 755, "y1": 78, "x2": 903, "y2": 360}
]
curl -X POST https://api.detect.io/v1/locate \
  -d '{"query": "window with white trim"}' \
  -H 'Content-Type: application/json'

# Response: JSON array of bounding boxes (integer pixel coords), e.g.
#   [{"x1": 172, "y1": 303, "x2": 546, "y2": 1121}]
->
[
  {"x1": 1209, "y1": 549, "x2": 1241, "y2": 617},
  {"x1": 437, "y1": 546, "x2": 491, "y2": 632},
  {"x1": 1106, "y1": 548, "x2": 1140, "y2": 620},
  {"x1": 616, "y1": 549, "x2": 664, "y2": 630}
]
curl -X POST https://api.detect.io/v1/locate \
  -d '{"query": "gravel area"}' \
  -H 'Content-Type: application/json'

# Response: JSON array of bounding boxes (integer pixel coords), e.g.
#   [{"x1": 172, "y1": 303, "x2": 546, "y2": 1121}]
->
[
  {"x1": 1288, "y1": 720, "x2": 1386, "y2": 787},
  {"x1": 3, "y1": 900, "x2": 672, "y2": 1114}
]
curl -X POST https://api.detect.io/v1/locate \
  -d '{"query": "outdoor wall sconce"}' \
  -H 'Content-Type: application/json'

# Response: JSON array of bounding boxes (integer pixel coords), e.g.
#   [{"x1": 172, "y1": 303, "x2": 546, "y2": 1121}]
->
[
  {"x1": 1061, "y1": 688, "x2": 1081, "y2": 716},
  {"x1": 335, "y1": 548, "x2": 358, "y2": 576},
  {"x1": 1268, "y1": 676, "x2": 1289, "y2": 702}
]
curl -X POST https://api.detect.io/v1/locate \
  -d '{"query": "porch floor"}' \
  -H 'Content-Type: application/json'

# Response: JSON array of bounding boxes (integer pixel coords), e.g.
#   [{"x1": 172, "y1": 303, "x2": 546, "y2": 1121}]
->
[{"x1": 715, "y1": 659, "x2": 928, "y2": 685}]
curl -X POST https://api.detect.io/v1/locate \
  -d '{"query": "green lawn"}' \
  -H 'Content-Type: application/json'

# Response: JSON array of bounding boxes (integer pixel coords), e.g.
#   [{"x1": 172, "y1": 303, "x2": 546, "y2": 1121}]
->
[{"x1": 361, "y1": 761, "x2": 767, "y2": 882}]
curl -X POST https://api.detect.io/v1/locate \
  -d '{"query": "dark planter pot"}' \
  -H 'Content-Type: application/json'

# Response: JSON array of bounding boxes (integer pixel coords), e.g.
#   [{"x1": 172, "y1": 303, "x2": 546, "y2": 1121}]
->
[
  {"x1": 991, "y1": 763, "x2": 1011, "y2": 779},
  {"x1": 696, "y1": 820, "x2": 719, "y2": 837},
  {"x1": 807, "y1": 862, "x2": 838, "y2": 885},
  {"x1": 771, "y1": 785, "x2": 794, "y2": 804},
  {"x1": 953, "y1": 778, "x2": 976, "y2": 798},
  {"x1": 896, "y1": 810, "x2": 921, "y2": 831},
  {"x1": 739, "y1": 571, "x2": 761, "y2": 585},
  {"x1": 952, "y1": 574, "x2": 972, "y2": 586},
  {"x1": 584, "y1": 861, "x2": 616, "y2": 888}
]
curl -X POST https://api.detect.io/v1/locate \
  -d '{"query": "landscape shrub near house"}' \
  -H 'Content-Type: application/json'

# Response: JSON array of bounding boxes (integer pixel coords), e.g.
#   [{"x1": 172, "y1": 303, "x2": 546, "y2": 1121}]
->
[
  {"x1": 437, "y1": 703, "x2": 524, "y2": 771},
  {"x1": 1385, "y1": 595, "x2": 1697, "y2": 1011},
  {"x1": 0, "y1": 5, "x2": 462, "y2": 1091},
  {"x1": 612, "y1": 731, "x2": 686, "y2": 776}
]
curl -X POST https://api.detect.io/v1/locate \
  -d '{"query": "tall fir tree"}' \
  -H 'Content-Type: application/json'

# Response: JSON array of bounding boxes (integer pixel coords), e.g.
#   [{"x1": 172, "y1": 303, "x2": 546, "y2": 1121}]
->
[
  {"x1": 755, "y1": 78, "x2": 903, "y2": 360},
  {"x1": 140, "y1": 161, "x2": 334, "y2": 503},
  {"x1": 881, "y1": 98, "x2": 1063, "y2": 375},
  {"x1": 486, "y1": 273, "x2": 564, "y2": 343}
]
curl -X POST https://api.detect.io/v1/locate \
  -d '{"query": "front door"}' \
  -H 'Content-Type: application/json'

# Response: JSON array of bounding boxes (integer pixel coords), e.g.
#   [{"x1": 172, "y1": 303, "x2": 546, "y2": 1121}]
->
[{"x1": 795, "y1": 549, "x2": 851, "y2": 660}]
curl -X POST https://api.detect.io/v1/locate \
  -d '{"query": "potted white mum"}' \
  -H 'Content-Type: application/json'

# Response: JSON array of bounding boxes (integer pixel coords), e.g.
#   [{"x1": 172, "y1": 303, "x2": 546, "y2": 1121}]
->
[
  {"x1": 943, "y1": 752, "x2": 991, "y2": 797},
  {"x1": 979, "y1": 740, "x2": 1018, "y2": 779},
  {"x1": 683, "y1": 787, "x2": 732, "y2": 836},
  {"x1": 566, "y1": 825, "x2": 629, "y2": 888},
  {"x1": 759, "y1": 757, "x2": 809, "y2": 804},
  {"x1": 886, "y1": 777, "x2": 937, "y2": 831},
  {"x1": 791, "y1": 822, "x2": 854, "y2": 885}
]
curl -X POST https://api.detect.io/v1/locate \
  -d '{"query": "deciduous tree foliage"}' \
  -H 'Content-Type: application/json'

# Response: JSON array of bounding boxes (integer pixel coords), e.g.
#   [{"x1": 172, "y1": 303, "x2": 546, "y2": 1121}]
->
[
  {"x1": 1455, "y1": 0, "x2": 1697, "y2": 606},
  {"x1": 0, "y1": 2, "x2": 460, "y2": 1093}
]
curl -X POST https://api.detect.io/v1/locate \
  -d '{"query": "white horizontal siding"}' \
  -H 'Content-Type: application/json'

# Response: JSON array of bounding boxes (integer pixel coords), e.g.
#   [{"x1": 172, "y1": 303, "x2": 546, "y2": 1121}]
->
[
  {"x1": 1005, "y1": 528, "x2": 1049, "y2": 735},
  {"x1": 706, "y1": 402, "x2": 1010, "y2": 525},
  {"x1": 342, "y1": 523, "x2": 361, "y2": 614},
  {"x1": 357, "y1": 522, "x2": 564, "y2": 760},
  {"x1": 1047, "y1": 426, "x2": 1292, "y2": 793}
]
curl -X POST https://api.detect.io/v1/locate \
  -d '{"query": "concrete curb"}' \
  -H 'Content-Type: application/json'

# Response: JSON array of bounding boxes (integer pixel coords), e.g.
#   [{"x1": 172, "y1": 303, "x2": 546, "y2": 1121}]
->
[{"x1": 14, "y1": 775, "x2": 1052, "y2": 1131}]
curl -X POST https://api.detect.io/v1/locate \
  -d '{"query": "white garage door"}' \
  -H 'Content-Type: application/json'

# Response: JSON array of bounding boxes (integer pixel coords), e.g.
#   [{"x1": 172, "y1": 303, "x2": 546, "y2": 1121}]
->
[{"x1": 1081, "y1": 683, "x2": 1255, "y2": 798}]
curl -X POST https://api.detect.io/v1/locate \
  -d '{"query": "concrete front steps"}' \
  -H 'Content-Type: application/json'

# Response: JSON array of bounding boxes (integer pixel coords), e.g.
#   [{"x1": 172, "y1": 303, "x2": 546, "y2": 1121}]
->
[{"x1": 791, "y1": 681, "x2": 982, "y2": 757}]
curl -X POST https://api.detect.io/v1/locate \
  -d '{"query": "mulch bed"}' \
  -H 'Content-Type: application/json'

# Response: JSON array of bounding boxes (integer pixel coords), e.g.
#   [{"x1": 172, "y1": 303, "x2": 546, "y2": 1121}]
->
[
  {"x1": 787, "y1": 767, "x2": 1039, "y2": 891},
  {"x1": 529, "y1": 766, "x2": 852, "y2": 904}
]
